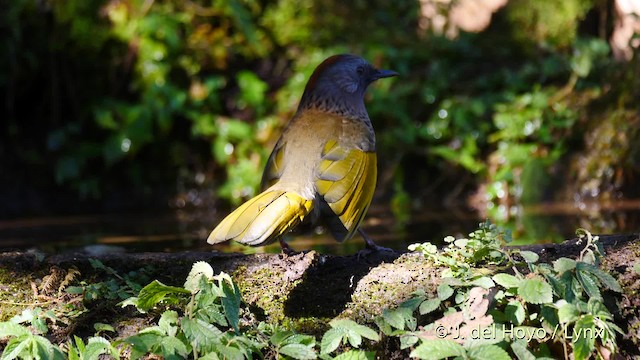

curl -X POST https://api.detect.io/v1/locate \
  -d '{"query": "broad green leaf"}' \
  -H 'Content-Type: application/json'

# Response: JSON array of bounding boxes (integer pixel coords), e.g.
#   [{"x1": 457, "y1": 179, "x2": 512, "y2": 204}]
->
[
  {"x1": 573, "y1": 315, "x2": 596, "y2": 360},
  {"x1": 410, "y1": 339, "x2": 465, "y2": 359},
  {"x1": 399, "y1": 296, "x2": 425, "y2": 310},
  {"x1": 553, "y1": 258, "x2": 577, "y2": 274},
  {"x1": 519, "y1": 251, "x2": 539, "y2": 264},
  {"x1": 320, "y1": 327, "x2": 345, "y2": 355},
  {"x1": 330, "y1": 319, "x2": 379, "y2": 341},
  {"x1": 279, "y1": 343, "x2": 317, "y2": 360},
  {"x1": 181, "y1": 317, "x2": 223, "y2": 353},
  {"x1": 93, "y1": 323, "x2": 115, "y2": 334},
  {"x1": 158, "y1": 310, "x2": 179, "y2": 337},
  {"x1": 437, "y1": 284, "x2": 454, "y2": 300},
  {"x1": 556, "y1": 300, "x2": 580, "y2": 324},
  {"x1": 492, "y1": 273, "x2": 521, "y2": 289},
  {"x1": 400, "y1": 334, "x2": 420, "y2": 350},
  {"x1": 136, "y1": 280, "x2": 191, "y2": 311},
  {"x1": 1, "y1": 335, "x2": 31, "y2": 360},
  {"x1": 540, "y1": 305, "x2": 559, "y2": 329},
  {"x1": 510, "y1": 340, "x2": 536, "y2": 360},
  {"x1": 518, "y1": 278, "x2": 553, "y2": 304},
  {"x1": 543, "y1": 273, "x2": 566, "y2": 299},
  {"x1": 419, "y1": 298, "x2": 441, "y2": 315},
  {"x1": 269, "y1": 328, "x2": 294, "y2": 346},
  {"x1": 282, "y1": 334, "x2": 316, "y2": 347},
  {"x1": 184, "y1": 261, "x2": 214, "y2": 293},
  {"x1": 221, "y1": 280, "x2": 242, "y2": 333},
  {"x1": 467, "y1": 344, "x2": 511, "y2": 360},
  {"x1": 124, "y1": 333, "x2": 162, "y2": 359},
  {"x1": 586, "y1": 298, "x2": 613, "y2": 320},
  {"x1": 471, "y1": 276, "x2": 495, "y2": 289},
  {"x1": 345, "y1": 331, "x2": 362, "y2": 348},
  {"x1": 332, "y1": 350, "x2": 375, "y2": 360},
  {"x1": 373, "y1": 315, "x2": 393, "y2": 336},
  {"x1": 215, "y1": 344, "x2": 245, "y2": 360},
  {"x1": 382, "y1": 307, "x2": 414, "y2": 330},
  {"x1": 199, "y1": 353, "x2": 221, "y2": 360},
  {"x1": 83, "y1": 340, "x2": 111, "y2": 360},
  {"x1": 505, "y1": 300, "x2": 525, "y2": 325},
  {"x1": 576, "y1": 270, "x2": 602, "y2": 300},
  {"x1": 30, "y1": 335, "x2": 54, "y2": 360},
  {"x1": 160, "y1": 336, "x2": 190, "y2": 359},
  {"x1": 576, "y1": 262, "x2": 622, "y2": 292},
  {"x1": 0, "y1": 322, "x2": 30, "y2": 338}
]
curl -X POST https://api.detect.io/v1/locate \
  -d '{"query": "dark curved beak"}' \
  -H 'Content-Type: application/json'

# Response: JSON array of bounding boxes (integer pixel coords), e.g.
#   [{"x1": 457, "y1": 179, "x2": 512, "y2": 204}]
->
[{"x1": 372, "y1": 69, "x2": 399, "y2": 80}]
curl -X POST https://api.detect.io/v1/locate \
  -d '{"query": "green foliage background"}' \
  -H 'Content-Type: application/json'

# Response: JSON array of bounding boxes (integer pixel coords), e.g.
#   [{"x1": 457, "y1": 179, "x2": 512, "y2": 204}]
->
[{"x1": 1, "y1": 0, "x2": 639, "y2": 235}]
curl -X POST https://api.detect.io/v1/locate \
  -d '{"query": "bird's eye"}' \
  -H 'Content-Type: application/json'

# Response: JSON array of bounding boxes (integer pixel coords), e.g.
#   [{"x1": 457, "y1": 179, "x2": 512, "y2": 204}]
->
[{"x1": 356, "y1": 66, "x2": 365, "y2": 76}]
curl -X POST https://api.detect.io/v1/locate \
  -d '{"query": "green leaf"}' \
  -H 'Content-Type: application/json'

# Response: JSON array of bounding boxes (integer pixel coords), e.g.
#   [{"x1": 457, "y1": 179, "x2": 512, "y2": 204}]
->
[
  {"x1": 556, "y1": 300, "x2": 580, "y2": 324},
  {"x1": 576, "y1": 262, "x2": 622, "y2": 292},
  {"x1": 505, "y1": 300, "x2": 525, "y2": 325},
  {"x1": 399, "y1": 296, "x2": 425, "y2": 311},
  {"x1": 492, "y1": 273, "x2": 521, "y2": 289},
  {"x1": 237, "y1": 71, "x2": 268, "y2": 109},
  {"x1": 30, "y1": 335, "x2": 55, "y2": 360},
  {"x1": 221, "y1": 280, "x2": 242, "y2": 333},
  {"x1": 93, "y1": 323, "x2": 115, "y2": 334},
  {"x1": 518, "y1": 278, "x2": 553, "y2": 304},
  {"x1": 573, "y1": 315, "x2": 596, "y2": 360},
  {"x1": 158, "y1": 310, "x2": 179, "y2": 337},
  {"x1": 553, "y1": 258, "x2": 577, "y2": 274},
  {"x1": 510, "y1": 340, "x2": 536, "y2": 360},
  {"x1": 184, "y1": 261, "x2": 214, "y2": 293},
  {"x1": 320, "y1": 327, "x2": 345, "y2": 355},
  {"x1": 576, "y1": 270, "x2": 602, "y2": 300},
  {"x1": 83, "y1": 340, "x2": 112, "y2": 360},
  {"x1": 410, "y1": 339, "x2": 465, "y2": 359},
  {"x1": 2, "y1": 335, "x2": 31, "y2": 360},
  {"x1": 373, "y1": 315, "x2": 393, "y2": 336},
  {"x1": 419, "y1": 298, "x2": 441, "y2": 315},
  {"x1": 332, "y1": 350, "x2": 375, "y2": 360},
  {"x1": 124, "y1": 333, "x2": 162, "y2": 359},
  {"x1": 382, "y1": 307, "x2": 414, "y2": 330},
  {"x1": 283, "y1": 334, "x2": 316, "y2": 346},
  {"x1": 437, "y1": 284, "x2": 454, "y2": 300},
  {"x1": 136, "y1": 280, "x2": 191, "y2": 311},
  {"x1": 467, "y1": 344, "x2": 511, "y2": 360},
  {"x1": 330, "y1": 319, "x2": 379, "y2": 342},
  {"x1": 540, "y1": 305, "x2": 559, "y2": 329},
  {"x1": 181, "y1": 317, "x2": 223, "y2": 353},
  {"x1": 519, "y1": 251, "x2": 539, "y2": 263},
  {"x1": 470, "y1": 276, "x2": 495, "y2": 289},
  {"x1": 160, "y1": 336, "x2": 189, "y2": 359},
  {"x1": 400, "y1": 334, "x2": 420, "y2": 350},
  {"x1": 279, "y1": 343, "x2": 317, "y2": 360},
  {"x1": 0, "y1": 322, "x2": 30, "y2": 338}
]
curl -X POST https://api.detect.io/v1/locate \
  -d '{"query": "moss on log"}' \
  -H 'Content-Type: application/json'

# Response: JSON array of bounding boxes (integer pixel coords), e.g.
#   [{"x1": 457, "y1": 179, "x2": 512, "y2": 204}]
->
[{"x1": 0, "y1": 233, "x2": 638, "y2": 355}]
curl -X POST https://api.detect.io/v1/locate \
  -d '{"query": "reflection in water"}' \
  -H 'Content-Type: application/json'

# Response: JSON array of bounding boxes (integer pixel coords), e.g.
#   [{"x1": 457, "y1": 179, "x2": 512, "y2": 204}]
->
[{"x1": 0, "y1": 200, "x2": 638, "y2": 255}]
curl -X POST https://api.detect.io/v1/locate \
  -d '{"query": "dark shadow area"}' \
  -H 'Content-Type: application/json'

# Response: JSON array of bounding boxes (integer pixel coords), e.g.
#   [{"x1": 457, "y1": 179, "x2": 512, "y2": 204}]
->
[{"x1": 284, "y1": 250, "x2": 402, "y2": 318}]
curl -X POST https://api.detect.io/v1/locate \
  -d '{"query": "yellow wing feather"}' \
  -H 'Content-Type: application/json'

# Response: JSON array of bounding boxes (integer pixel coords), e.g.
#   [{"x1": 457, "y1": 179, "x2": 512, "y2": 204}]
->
[
  {"x1": 316, "y1": 141, "x2": 377, "y2": 241},
  {"x1": 207, "y1": 190, "x2": 313, "y2": 246}
]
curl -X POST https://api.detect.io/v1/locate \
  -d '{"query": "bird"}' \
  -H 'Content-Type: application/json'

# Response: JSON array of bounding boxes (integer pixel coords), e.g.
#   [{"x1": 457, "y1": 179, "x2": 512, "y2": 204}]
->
[{"x1": 207, "y1": 54, "x2": 397, "y2": 253}]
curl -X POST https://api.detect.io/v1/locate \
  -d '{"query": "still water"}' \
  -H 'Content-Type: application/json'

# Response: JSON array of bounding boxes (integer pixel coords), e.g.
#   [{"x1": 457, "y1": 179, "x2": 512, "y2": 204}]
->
[{"x1": 1, "y1": 200, "x2": 638, "y2": 255}]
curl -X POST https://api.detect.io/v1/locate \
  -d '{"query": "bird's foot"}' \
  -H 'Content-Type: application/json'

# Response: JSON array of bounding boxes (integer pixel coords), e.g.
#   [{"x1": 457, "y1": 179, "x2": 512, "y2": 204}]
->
[
  {"x1": 279, "y1": 238, "x2": 297, "y2": 256},
  {"x1": 356, "y1": 229, "x2": 395, "y2": 262},
  {"x1": 359, "y1": 228, "x2": 394, "y2": 252}
]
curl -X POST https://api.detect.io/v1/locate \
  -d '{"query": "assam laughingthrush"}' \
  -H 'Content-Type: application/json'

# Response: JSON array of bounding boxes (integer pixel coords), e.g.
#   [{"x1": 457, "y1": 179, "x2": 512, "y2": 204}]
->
[{"x1": 207, "y1": 54, "x2": 397, "y2": 252}]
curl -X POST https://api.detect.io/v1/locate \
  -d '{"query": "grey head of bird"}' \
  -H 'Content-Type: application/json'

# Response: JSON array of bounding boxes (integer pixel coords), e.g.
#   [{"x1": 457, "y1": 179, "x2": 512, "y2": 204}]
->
[{"x1": 298, "y1": 54, "x2": 398, "y2": 118}]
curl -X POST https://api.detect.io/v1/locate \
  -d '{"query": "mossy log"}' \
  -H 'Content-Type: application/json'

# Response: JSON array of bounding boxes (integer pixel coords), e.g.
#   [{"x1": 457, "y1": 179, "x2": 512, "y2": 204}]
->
[{"x1": 0, "y1": 233, "x2": 639, "y2": 353}]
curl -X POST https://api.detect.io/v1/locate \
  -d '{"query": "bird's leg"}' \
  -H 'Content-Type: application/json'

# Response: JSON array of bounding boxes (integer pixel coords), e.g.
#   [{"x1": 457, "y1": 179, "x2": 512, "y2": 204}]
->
[
  {"x1": 358, "y1": 228, "x2": 394, "y2": 252},
  {"x1": 279, "y1": 237, "x2": 296, "y2": 256}
]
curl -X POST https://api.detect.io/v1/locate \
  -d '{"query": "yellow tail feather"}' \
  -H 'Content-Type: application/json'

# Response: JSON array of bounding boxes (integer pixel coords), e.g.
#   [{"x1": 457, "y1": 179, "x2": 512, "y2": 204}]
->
[{"x1": 207, "y1": 190, "x2": 314, "y2": 246}]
